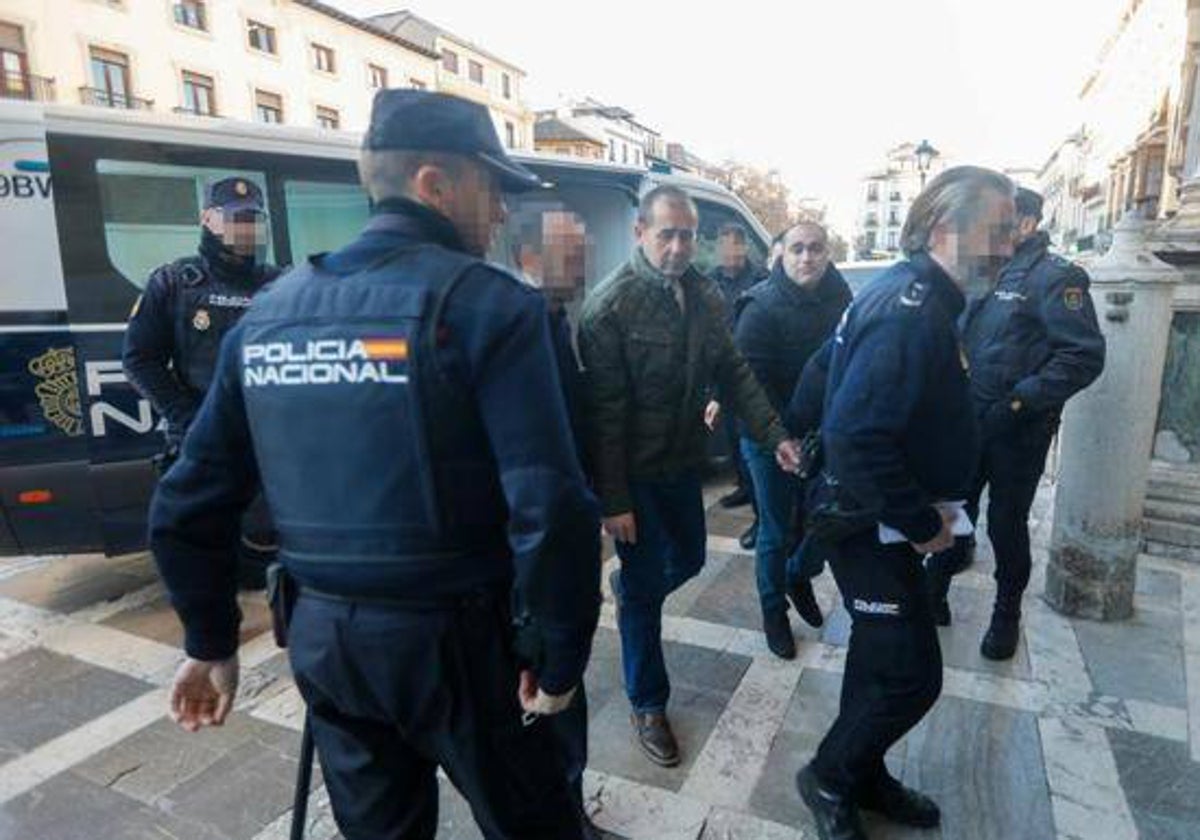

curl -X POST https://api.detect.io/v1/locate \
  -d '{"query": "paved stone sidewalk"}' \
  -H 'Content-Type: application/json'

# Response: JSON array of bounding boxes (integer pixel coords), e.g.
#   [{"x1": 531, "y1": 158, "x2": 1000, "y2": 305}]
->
[{"x1": 0, "y1": 479, "x2": 1198, "y2": 839}]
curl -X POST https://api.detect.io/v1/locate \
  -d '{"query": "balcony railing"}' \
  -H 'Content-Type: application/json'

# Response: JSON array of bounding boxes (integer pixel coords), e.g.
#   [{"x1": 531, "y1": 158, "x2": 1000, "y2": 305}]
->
[
  {"x1": 79, "y1": 86, "x2": 153, "y2": 110},
  {"x1": 1, "y1": 71, "x2": 56, "y2": 102},
  {"x1": 172, "y1": 105, "x2": 220, "y2": 118}
]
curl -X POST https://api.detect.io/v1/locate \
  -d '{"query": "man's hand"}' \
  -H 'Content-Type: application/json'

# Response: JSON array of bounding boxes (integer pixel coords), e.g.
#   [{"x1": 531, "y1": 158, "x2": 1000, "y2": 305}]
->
[
  {"x1": 518, "y1": 670, "x2": 577, "y2": 716},
  {"x1": 704, "y1": 400, "x2": 721, "y2": 432},
  {"x1": 775, "y1": 439, "x2": 802, "y2": 474},
  {"x1": 169, "y1": 655, "x2": 239, "y2": 732},
  {"x1": 603, "y1": 512, "x2": 637, "y2": 545},
  {"x1": 911, "y1": 507, "x2": 955, "y2": 555}
]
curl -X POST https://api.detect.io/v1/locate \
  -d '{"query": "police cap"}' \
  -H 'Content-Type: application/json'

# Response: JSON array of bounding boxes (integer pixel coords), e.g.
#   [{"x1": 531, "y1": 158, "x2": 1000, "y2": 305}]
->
[
  {"x1": 204, "y1": 177, "x2": 266, "y2": 214},
  {"x1": 1015, "y1": 187, "x2": 1044, "y2": 222},
  {"x1": 364, "y1": 89, "x2": 541, "y2": 192}
]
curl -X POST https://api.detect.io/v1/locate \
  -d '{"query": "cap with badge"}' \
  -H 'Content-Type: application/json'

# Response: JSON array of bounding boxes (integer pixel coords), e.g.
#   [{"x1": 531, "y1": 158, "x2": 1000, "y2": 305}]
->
[
  {"x1": 364, "y1": 89, "x2": 541, "y2": 193},
  {"x1": 205, "y1": 177, "x2": 267, "y2": 215}
]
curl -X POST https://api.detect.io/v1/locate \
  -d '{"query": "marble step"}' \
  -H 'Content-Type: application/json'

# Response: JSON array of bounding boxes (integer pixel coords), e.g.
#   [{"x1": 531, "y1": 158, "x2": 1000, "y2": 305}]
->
[
  {"x1": 1143, "y1": 517, "x2": 1200, "y2": 549},
  {"x1": 1146, "y1": 481, "x2": 1200, "y2": 506},
  {"x1": 1144, "y1": 499, "x2": 1200, "y2": 527},
  {"x1": 1143, "y1": 539, "x2": 1200, "y2": 564}
]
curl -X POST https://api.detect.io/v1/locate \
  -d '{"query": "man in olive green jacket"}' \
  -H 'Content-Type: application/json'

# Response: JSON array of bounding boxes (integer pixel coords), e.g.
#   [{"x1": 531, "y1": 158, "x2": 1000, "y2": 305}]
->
[{"x1": 578, "y1": 185, "x2": 799, "y2": 767}]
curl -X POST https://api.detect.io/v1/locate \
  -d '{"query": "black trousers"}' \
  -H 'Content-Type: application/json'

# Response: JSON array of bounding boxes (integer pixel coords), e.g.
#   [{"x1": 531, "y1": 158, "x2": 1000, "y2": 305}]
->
[
  {"x1": 550, "y1": 685, "x2": 589, "y2": 821},
  {"x1": 928, "y1": 422, "x2": 1055, "y2": 614},
  {"x1": 811, "y1": 532, "x2": 942, "y2": 798},
  {"x1": 287, "y1": 592, "x2": 584, "y2": 840}
]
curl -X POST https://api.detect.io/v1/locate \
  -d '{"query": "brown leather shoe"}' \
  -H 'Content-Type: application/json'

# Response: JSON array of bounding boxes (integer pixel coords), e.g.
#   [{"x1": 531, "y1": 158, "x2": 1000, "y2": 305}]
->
[{"x1": 630, "y1": 712, "x2": 680, "y2": 767}]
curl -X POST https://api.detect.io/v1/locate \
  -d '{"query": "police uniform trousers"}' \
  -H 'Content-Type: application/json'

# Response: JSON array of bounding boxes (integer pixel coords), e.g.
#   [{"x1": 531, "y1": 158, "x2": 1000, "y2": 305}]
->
[
  {"x1": 811, "y1": 530, "x2": 942, "y2": 798},
  {"x1": 287, "y1": 590, "x2": 584, "y2": 840},
  {"x1": 929, "y1": 418, "x2": 1056, "y2": 615}
]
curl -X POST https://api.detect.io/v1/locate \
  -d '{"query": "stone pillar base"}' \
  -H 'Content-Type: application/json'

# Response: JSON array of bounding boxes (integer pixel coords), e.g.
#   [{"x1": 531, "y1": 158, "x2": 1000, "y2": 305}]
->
[{"x1": 1044, "y1": 540, "x2": 1135, "y2": 621}]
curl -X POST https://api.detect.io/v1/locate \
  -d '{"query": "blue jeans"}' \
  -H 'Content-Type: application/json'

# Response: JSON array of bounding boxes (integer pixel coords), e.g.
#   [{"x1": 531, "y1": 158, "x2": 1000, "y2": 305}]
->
[
  {"x1": 742, "y1": 437, "x2": 799, "y2": 615},
  {"x1": 612, "y1": 473, "x2": 707, "y2": 714}
]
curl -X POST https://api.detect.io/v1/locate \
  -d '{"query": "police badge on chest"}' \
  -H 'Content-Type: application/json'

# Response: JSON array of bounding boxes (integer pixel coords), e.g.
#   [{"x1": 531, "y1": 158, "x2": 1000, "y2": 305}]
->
[{"x1": 193, "y1": 309, "x2": 211, "y2": 331}]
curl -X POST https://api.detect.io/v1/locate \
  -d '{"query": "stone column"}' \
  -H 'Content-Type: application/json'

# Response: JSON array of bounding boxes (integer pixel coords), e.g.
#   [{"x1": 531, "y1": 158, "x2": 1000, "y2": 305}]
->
[{"x1": 1045, "y1": 215, "x2": 1181, "y2": 620}]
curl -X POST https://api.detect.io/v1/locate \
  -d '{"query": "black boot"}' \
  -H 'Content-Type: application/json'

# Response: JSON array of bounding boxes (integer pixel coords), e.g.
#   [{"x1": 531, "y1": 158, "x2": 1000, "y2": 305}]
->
[
  {"x1": 858, "y1": 776, "x2": 941, "y2": 828},
  {"x1": 787, "y1": 578, "x2": 824, "y2": 628},
  {"x1": 739, "y1": 519, "x2": 758, "y2": 550},
  {"x1": 719, "y1": 486, "x2": 752, "y2": 509},
  {"x1": 796, "y1": 764, "x2": 866, "y2": 840},
  {"x1": 762, "y1": 609, "x2": 796, "y2": 660},
  {"x1": 980, "y1": 609, "x2": 1021, "y2": 661}
]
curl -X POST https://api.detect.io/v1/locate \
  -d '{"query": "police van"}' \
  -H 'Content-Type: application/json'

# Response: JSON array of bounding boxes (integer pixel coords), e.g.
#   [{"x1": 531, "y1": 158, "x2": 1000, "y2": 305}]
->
[{"x1": 0, "y1": 100, "x2": 770, "y2": 558}]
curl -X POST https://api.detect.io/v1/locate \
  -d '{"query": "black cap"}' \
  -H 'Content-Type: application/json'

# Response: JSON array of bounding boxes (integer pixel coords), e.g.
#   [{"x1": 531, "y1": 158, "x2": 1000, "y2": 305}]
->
[
  {"x1": 1015, "y1": 187, "x2": 1044, "y2": 221},
  {"x1": 364, "y1": 89, "x2": 541, "y2": 192},
  {"x1": 204, "y1": 177, "x2": 266, "y2": 214}
]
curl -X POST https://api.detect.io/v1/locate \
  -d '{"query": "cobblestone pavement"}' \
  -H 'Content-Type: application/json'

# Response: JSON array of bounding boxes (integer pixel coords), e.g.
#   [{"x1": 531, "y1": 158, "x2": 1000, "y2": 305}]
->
[{"x1": 0, "y1": 479, "x2": 1198, "y2": 839}]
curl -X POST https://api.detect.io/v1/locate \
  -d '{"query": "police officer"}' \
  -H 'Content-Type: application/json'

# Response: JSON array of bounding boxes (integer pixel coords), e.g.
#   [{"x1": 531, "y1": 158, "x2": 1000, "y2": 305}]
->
[
  {"x1": 149, "y1": 90, "x2": 601, "y2": 840},
  {"x1": 927, "y1": 187, "x2": 1105, "y2": 660},
  {"x1": 123, "y1": 177, "x2": 280, "y2": 588},
  {"x1": 795, "y1": 167, "x2": 1015, "y2": 840}
]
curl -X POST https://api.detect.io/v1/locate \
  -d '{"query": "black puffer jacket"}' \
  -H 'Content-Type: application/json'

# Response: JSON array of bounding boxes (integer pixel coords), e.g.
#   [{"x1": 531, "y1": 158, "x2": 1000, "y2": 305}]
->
[{"x1": 733, "y1": 262, "x2": 853, "y2": 419}]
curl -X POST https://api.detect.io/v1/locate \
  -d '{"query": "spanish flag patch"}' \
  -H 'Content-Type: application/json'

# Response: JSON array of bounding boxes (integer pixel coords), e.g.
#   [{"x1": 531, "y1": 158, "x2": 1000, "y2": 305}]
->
[{"x1": 361, "y1": 338, "x2": 409, "y2": 361}]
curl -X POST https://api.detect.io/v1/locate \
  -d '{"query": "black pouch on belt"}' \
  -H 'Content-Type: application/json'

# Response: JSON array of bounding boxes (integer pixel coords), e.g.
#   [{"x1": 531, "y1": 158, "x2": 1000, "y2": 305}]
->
[{"x1": 265, "y1": 563, "x2": 298, "y2": 648}]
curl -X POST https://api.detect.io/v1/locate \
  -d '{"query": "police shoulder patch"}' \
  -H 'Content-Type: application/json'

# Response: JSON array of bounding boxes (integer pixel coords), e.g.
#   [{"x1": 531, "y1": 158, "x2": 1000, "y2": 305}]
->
[{"x1": 1063, "y1": 287, "x2": 1085, "y2": 311}]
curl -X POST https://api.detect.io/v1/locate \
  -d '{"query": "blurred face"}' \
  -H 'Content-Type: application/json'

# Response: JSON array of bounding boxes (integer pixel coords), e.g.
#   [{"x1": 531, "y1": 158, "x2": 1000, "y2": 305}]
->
[
  {"x1": 519, "y1": 210, "x2": 588, "y2": 303},
  {"x1": 414, "y1": 159, "x2": 508, "y2": 256},
  {"x1": 718, "y1": 233, "x2": 748, "y2": 271},
  {"x1": 931, "y1": 188, "x2": 1016, "y2": 296},
  {"x1": 781, "y1": 224, "x2": 830, "y2": 288},
  {"x1": 203, "y1": 208, "x2": 269, "y2": 261},
  {"x1": 636, "y1": 197, "x2": 698, "y2": 279}
]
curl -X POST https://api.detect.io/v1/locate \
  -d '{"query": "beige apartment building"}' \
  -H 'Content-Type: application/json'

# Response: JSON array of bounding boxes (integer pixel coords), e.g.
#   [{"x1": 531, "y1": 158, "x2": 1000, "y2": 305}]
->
[
  {"x1": 367, "y1": 9, "x2": 534, "y2": 150},
  {"x1": 0, "y1": 0, "x2": 532, "y2": 147}
]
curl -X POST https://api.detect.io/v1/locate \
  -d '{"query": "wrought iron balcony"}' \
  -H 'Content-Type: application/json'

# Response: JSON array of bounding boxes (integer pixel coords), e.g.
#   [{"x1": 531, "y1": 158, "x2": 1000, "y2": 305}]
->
[
  {"x1": 79, "y1": 86, "x2": 153, "y2": 110},
  {"x1": 172, "y1": 105, "x2": 220, "y2": 118},
  {"x1": 1, "y1": 71, "x2": 56, "y2": 102}
]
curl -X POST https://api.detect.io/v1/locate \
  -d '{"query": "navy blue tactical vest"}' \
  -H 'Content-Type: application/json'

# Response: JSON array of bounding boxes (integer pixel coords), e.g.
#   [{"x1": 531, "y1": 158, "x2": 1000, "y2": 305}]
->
[{"x1": 236, "y1": 236, "x2": 509, "y2": 596}]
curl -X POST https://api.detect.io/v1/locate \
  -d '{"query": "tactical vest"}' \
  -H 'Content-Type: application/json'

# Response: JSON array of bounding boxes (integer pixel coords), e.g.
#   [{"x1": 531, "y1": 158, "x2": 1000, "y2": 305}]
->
[
  {"x1": 166, "y1": 258, "x2": 259, "y2": 394},
  {"x1": 237, "y1": 234, "x2": 508, "y2": 593}
]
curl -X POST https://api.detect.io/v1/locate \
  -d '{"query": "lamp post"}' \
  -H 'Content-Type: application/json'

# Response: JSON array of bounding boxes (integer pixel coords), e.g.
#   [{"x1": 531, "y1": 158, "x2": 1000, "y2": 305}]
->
[{"x1": 915, "y1": 139, "x2": 938, "y2": 188}]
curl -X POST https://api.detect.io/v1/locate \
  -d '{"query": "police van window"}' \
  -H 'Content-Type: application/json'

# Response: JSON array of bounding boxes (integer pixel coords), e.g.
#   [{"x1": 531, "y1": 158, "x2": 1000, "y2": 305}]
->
[
  {"x1": 283, "y1": 180, "x2": 369, "y2": 262},
  {"x1": 96, "y1": 159, "x2": 272, "y2": 291},
  {"x1": 692, "y1": 199, "x2": 766, "y2": 276}
]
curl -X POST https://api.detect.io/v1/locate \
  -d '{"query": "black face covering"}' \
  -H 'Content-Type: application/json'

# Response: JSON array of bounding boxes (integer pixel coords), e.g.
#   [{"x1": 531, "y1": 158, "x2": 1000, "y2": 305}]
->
[{"x1": 199, "y1": 226, "x2": 264, "y2": 283}]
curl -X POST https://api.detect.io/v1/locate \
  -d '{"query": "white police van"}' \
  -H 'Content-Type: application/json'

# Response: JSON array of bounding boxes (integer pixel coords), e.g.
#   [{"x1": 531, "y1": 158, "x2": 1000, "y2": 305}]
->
[{"x1": 0, "y1": 100, "x2": 770, "y2": 557}]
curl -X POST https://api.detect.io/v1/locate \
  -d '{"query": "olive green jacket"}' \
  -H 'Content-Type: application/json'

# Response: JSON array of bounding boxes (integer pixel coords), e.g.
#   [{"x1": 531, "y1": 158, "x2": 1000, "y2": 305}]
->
[{"x1": 578, "y1": 248, "x2": 787, "y2": 516}]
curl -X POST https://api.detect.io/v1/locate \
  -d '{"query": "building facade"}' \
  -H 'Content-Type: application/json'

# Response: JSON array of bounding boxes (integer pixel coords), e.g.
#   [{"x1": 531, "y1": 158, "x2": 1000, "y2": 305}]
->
[
  {"x1": 532, "y1": 115, "x2": 607, "y2": 160},
  {"x1": 532, "y1": 99, "x2": 662, "y2": 168},
  {"x1": 1039, "y1": 0, "x2": 1186, "y2": 252},
  {"x1": 0, "y1": 0, "x2": 531, "y2": 145},
  {"x1": 853, "y1": 142, "x2": 949, "y2": 259},
  {"x1": 368, "y1": 9, "x2": 533, "y2": 149}
]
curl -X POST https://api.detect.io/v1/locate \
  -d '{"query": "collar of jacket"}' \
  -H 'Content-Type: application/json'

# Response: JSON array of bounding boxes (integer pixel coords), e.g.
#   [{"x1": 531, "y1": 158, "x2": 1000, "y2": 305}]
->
[
  {"x1": 908, "y1": 250, "x2": 966, "y2": 318},
  {"x1": 713, "y1": 260, "x2": 759, "y2": 286},
  {"x1": 1002, "y1": 230, "x2": 1050, "y2": 278},
  {"x1": 368, "y1": 196, "x2": 468, "y2": 253},
  {"x1": 631, "y1": 246, "x2": 698, "y2": 295},
  {"x1": 767, "y1": 260, "x2": 840, "y2": 306}
]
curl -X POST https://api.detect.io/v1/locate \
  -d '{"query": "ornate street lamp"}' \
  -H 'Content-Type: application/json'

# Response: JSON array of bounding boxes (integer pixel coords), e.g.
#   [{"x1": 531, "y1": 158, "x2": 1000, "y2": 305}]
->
[{"x1": 915, "y1": 139, "x2": 939, "y2": 188}]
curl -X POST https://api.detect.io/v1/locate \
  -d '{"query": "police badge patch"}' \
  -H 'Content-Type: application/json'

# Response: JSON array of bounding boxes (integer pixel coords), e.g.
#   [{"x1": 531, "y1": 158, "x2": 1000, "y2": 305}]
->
[
  {"x1": 193, "y1": 309, "x2": 211, "y2": 331},
  {"x1": 1063, "y1": 287, "x2": 1084, "y2": 311},
  {"x1": 29, "y1": 347, "x2": 84, "y2": 436}
]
